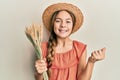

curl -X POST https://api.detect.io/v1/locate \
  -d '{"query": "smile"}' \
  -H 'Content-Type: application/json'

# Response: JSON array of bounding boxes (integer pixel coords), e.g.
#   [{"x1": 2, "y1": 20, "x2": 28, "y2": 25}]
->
[{"x1": 59, "y1": 29, "x2": 68, "y2": 33}]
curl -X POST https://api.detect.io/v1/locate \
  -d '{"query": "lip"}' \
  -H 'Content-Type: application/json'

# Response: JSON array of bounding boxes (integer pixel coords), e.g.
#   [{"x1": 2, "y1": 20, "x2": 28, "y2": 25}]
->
[{"x1": 59, "y1": 29, "x2": 68, "y2": 33}]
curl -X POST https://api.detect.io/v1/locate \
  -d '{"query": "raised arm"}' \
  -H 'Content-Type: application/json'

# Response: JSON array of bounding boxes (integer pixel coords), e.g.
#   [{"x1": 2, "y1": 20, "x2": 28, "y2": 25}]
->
[{"x1": 77, "y1": 48, "x2": 106, "y2": 80}]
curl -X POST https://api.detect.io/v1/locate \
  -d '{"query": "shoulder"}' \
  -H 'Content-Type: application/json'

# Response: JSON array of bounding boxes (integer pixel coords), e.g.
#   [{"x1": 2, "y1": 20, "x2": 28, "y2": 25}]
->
[
  {"x1": 73, "y1": 40, "x2": 87, "y2": 58},
  {"x1": 73, "y1": 40, "x2": 87, "y2": 47},
  {"x1": 41, "y1": 41, "x2": 48, "y2": 57},
  {"x1": 41, "y1": 41, "x2": 48, "y2": 47}
]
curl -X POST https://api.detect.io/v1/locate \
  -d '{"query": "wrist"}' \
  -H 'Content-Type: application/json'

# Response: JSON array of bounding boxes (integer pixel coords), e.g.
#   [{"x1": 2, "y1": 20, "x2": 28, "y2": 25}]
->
[
  {"x1": 35, "y1": 71, "x2": 43, "y2": 76},
  {"x1": 34, "y1": 72, "x2": 43, "y2": 80},
  {"x1": 88, "y1": 57, "x2": 96, "y2": 64}
]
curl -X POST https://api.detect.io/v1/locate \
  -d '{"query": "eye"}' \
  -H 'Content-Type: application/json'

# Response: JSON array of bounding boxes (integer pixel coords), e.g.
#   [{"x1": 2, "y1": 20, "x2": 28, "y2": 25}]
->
[
  {"x1": 66, "y1": 20, "x2": 71, "y2": 23},
  {"x1": 55, "y1": 19, "x2": 61, "y2": 23}
]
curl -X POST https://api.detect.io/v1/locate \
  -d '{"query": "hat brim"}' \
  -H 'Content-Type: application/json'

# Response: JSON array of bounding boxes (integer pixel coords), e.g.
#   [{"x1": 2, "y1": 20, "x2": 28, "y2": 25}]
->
[{"x1": 42, "y1": 3, "x2": 84, "y2": 33}]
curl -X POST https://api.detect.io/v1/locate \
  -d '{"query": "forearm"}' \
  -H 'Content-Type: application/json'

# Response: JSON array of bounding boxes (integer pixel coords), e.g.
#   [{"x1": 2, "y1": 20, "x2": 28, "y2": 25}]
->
[
  {"x1": 34, "y1": 72, "x2": 43, "y2": 80},
  {"x1": 78, "y1": 59, "x2": 95, "y2": 80},
  {"x1": 77, "y1": 47, "x2": 106, "y2": 80}
]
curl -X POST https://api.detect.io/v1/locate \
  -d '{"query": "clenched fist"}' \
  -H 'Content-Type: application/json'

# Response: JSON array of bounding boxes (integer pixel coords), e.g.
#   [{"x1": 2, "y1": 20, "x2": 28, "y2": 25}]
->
[{"x1": 35, "y1": 59, "x2": 47, "y2": 74}]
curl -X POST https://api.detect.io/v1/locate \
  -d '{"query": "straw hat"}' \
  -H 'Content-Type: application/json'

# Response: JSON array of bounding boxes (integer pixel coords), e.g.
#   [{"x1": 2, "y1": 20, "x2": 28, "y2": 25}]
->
[{"x1": 42, "y1": 3, "x2": 84, "y2": 33}]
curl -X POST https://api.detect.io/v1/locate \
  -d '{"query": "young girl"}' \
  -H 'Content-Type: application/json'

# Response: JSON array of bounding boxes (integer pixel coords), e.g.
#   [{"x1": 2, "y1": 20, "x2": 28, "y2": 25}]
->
[{"x1": 35, "y1": 3, "x2": 106, "y2": 80}]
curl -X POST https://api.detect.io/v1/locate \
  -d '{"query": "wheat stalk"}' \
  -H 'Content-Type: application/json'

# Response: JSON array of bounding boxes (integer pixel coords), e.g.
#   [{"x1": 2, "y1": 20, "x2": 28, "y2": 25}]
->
[{"x1": 25, "y1": 24, "x2": 48, "y2": 80}]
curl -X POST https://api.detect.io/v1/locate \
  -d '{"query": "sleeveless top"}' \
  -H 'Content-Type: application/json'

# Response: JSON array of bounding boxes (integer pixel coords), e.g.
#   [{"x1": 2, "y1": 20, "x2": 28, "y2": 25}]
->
[{"x1": 41, "y1": 40, "x2": 86, "y2": 80}]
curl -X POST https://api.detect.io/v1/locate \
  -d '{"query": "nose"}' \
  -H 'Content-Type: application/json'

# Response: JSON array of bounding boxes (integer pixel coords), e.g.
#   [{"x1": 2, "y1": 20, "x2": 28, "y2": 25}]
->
[{"x1": 61, "y1": 21, "x2": 66, "y2": 28}]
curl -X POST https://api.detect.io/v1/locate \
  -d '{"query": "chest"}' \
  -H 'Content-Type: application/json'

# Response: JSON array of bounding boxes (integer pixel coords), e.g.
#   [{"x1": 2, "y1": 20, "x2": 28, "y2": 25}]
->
[{"x1": 55, "y1": 45, "x2": 73, "y2": 53}]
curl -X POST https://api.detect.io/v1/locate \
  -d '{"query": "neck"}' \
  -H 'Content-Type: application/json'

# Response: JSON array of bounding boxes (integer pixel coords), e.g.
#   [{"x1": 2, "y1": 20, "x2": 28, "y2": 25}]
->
[{"x1": 56, "y1": 37, "x2": 71, "y2": 47}]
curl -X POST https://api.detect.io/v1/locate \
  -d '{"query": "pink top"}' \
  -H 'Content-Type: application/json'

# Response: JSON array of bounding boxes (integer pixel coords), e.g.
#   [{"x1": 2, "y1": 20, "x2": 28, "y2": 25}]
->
[{"x1": 41, "y1": 40, "x2": 86, "y2": 80}]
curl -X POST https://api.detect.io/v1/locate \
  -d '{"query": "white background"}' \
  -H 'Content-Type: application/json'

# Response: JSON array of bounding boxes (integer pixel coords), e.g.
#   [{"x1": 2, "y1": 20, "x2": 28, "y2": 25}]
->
[{"x1": 0, "y1": 0, "x2": 120, "y2": 80}]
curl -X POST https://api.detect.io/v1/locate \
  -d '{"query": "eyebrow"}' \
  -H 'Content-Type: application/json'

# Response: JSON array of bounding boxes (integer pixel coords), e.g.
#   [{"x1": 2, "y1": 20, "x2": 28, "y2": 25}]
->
[{"x1": 55, "y1": 18, "x2": 72, "y2": 20}]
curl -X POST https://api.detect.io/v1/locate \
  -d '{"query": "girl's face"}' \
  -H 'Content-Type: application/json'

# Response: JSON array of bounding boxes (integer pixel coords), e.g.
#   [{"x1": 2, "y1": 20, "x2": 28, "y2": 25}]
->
[{"x1": 53, "y1": 11, "x2": 73, "y2": 39}]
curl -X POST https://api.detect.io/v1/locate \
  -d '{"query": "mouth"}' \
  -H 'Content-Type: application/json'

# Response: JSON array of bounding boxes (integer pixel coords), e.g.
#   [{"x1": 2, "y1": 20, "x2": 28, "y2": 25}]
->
[{"x1": 59, "y1": 29, "x2": 68, "y2": 33}]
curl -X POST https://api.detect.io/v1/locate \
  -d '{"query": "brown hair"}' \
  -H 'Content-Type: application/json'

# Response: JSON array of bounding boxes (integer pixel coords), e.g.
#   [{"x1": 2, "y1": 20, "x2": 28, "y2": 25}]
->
[{"x1": 46, "y1": 10, "x2": 76, "y2": 76}]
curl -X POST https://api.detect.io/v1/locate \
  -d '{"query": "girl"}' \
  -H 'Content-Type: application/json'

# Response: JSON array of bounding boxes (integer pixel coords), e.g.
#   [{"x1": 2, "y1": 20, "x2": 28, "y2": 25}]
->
[{"x1": 35, "y1": 3, "x2": 106, "y2": 80}]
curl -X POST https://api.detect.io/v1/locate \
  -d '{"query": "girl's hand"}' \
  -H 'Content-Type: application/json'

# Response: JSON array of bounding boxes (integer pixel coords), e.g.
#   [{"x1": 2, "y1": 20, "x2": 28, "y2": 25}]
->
[
  {"x1": 35, "y1": 59, "x2": 47, "y2": 74},
  {"x1": 89, "y1": 47, "x2": 106, "y2": 63}
]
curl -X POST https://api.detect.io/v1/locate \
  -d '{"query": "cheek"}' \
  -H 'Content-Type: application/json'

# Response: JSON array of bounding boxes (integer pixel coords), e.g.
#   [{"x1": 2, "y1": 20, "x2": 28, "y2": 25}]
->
[
  {"x1": 68, "y1": 24, "x2": 73, "y2": 30},
  {"x1": 54, "y1": 22, "x2": 60, "y2": 30},
  {"x1": 53, "y1": 24, "x2": 58, "y2": 33},
  {"x1": 54, "y1": 22, "x2": 60, "y2": 27},
  {"x1": 53, "y1": 27, "x2": 57, "y2": 32},
  {"x1": 70, "y1": 27, "x2": 73, "y2": 32}
]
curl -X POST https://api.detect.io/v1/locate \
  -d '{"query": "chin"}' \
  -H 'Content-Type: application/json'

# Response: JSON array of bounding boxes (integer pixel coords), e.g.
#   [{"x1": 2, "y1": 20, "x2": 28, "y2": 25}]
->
[{"x1": 58, "y1": 35, "x2": 70, "y2": 39}]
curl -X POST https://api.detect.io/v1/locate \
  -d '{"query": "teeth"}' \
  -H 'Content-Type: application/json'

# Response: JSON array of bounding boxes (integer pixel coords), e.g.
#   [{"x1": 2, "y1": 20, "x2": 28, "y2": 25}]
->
[{"x1": 59, "y1": 30, "x2": 67, "y2": 33}]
